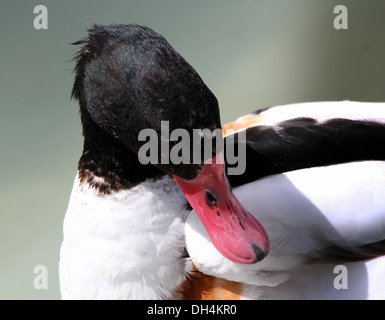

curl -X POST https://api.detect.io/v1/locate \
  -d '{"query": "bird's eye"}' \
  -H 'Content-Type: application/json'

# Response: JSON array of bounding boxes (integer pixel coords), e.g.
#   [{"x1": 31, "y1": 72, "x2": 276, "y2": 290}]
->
[{"x1": 205, "y1": 190, "x2": 218, "y2": 207}]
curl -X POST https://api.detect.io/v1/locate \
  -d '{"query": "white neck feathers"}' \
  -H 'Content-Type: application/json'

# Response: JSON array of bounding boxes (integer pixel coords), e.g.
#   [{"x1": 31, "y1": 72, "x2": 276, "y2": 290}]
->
[{"x1": 60, "y1": 174, "x2": 188, "y2": 299}]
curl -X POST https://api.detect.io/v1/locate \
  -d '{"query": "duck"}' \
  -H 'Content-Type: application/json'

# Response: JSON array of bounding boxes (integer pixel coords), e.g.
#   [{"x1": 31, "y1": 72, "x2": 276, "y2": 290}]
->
[{"x1": 59, "y1": 24, "x2": 385, "y2": 300}]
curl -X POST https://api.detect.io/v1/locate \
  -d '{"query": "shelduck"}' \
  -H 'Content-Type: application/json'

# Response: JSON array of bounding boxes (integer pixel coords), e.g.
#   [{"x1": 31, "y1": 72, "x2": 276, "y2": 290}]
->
[{"x1": 59, "y1": 24, "x2": 385, "y2": 300}]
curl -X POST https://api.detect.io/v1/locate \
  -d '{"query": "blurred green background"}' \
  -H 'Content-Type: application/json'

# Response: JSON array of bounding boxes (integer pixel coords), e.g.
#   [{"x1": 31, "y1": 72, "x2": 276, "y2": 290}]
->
[{"x1": 1, "y1": 0, "x2": 384, "y2": 299}]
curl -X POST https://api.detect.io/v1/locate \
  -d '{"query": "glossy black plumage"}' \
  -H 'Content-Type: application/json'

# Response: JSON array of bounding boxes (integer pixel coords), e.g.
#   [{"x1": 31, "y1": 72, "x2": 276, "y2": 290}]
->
[{"x1": 227, "y1": 117, "x2": 385, "y2": 187}]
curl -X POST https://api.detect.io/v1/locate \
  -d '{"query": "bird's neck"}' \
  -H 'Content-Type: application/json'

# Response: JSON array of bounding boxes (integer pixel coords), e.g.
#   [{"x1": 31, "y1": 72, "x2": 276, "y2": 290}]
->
[
  {"x1": 60, "y1": 174, "x2": 189, "y2": 299},
  {"x1": 78, "y1": 108, "x2": 164, "y2": 194}
]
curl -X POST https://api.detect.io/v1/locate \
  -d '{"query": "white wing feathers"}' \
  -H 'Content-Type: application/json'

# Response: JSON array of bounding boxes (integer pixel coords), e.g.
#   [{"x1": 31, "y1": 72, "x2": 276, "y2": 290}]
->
[{"x1": 185, "y1": 161, "x2": 385, "y2": 296}]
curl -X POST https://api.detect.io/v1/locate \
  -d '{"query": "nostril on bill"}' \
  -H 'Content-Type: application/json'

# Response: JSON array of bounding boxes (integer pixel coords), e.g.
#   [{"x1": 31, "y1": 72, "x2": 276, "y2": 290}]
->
[{"x1": 205, "y1": 190, "x2": 217, "y2": 207}]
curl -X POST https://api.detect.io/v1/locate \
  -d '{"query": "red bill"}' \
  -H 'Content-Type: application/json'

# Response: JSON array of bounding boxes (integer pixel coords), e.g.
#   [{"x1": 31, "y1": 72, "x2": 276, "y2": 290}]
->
[{"x1": 173, "y1": 152, "x2": 270, "y2": 264}]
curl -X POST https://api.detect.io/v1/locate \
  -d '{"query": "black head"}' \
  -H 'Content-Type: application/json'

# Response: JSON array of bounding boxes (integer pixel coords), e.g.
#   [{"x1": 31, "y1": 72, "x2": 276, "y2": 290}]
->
[{"x1": 72, "y1": 24, "x2": 221, "y2": 189}]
